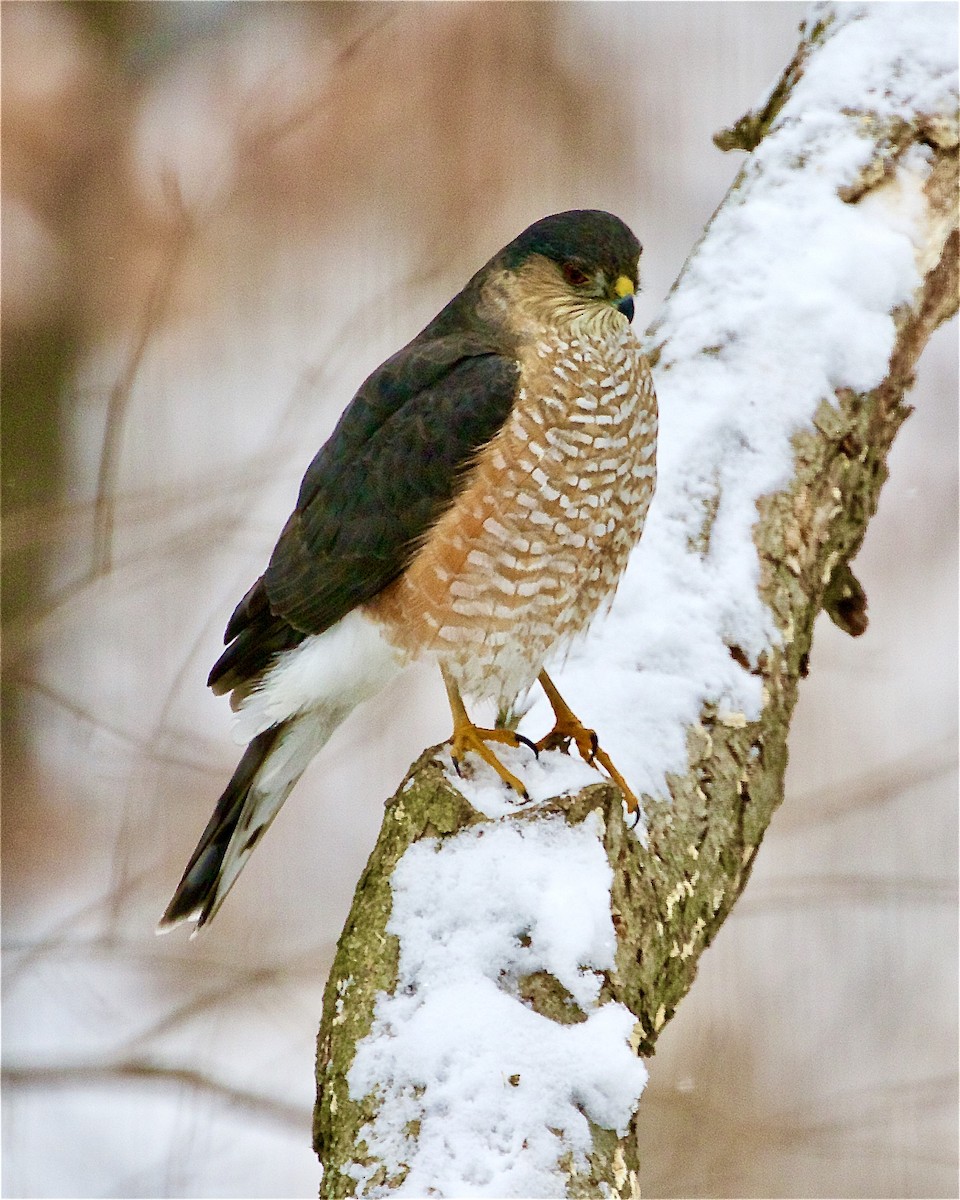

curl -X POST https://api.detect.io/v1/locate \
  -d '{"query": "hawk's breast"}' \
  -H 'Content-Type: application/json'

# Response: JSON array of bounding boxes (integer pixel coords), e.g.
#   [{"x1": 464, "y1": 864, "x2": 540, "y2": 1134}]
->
[{"x1": 366, "y1": 323, "x2": 657, "y2": 703}]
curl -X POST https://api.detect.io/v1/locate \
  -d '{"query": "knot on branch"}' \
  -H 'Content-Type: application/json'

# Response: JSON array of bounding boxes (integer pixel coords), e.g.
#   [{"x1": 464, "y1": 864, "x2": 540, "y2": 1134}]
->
[{"x1": 823, "y1": 560, "x2": 869, "y2": 637}]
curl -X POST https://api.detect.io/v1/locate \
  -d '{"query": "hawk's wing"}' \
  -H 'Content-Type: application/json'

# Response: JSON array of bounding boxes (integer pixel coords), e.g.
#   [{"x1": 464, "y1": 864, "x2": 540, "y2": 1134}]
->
[{"x1": 208, "y1": 336, "x2": 518, "y2": 694}]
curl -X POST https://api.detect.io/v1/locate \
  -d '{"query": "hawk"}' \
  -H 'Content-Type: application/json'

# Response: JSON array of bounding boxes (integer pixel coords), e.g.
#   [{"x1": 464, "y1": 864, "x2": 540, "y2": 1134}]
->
[{"x1": 160, "y1": 210, "x2": 657, "y2": 932}]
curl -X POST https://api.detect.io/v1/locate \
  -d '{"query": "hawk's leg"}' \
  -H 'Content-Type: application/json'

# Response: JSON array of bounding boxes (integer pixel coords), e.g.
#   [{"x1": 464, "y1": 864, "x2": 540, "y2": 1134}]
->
[
  {"x1": 536, "y1": 669, "x2": 640, "y2": 813},
  {"x1": 441, "y1": 666, "x2": 535, "y2": 800}
]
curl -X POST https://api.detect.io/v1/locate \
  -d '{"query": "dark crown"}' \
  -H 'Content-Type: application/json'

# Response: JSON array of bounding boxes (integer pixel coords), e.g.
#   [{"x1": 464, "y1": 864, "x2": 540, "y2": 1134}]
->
[{"x1": 499, "y1": 210, "x2": 641, "y2": 282}]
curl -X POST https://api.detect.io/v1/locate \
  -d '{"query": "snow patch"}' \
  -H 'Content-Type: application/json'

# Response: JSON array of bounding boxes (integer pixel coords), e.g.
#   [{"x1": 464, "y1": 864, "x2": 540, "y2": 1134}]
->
[
  {"x1": 436, "y1": 742, "x2": 609, "y2": 819},
  {"x1": 347, "y1": 813, "x2": 646, "y2": 1196}
]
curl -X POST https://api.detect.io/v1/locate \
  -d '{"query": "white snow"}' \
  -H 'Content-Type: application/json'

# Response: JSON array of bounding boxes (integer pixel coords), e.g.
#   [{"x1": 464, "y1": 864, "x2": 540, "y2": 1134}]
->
[
  {"x1": 348, "y1": 5, "x2": 957, "y2": 1193},
  {"x1": 348, "y1": 812, "x2": 647, "y2": 1196},
  {"x1": 437, "y1": 742, "x2": 608, "y2": 819},
  {"x1": 517, "y1": 1, "x2": 958, "y2": 811}
]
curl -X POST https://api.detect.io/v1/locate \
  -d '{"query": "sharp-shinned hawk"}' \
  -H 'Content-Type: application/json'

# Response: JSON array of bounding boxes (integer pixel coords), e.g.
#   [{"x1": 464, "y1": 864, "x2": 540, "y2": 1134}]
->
[{"x1": 160, "y1": 210, "x2": 658, "y2": 932}]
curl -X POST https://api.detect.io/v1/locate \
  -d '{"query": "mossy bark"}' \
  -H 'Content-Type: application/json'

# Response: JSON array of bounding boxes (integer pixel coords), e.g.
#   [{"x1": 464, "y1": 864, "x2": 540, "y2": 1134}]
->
[{"x1": 315, "y1": 12, "x2": 958, "y2": 1195}]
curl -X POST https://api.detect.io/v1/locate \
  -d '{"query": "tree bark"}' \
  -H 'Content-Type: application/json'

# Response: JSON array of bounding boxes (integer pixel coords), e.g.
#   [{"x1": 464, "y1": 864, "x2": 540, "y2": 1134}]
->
[{"x1": 315, "y1": 7, "x2": 957, "y2": 1195}]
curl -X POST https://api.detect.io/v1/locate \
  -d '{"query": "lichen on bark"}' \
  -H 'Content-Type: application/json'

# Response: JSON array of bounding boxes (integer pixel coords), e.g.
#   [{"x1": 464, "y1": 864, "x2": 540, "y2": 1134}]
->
[{"x1": 314, "y1": 754, "x2": 479, "y2": 1194}]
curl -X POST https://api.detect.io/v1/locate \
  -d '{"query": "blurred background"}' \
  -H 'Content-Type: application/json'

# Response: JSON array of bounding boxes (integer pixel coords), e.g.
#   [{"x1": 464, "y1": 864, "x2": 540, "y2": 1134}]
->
[{"x1": 2, "y1": 3, "x2": 956, "y2": 1197}]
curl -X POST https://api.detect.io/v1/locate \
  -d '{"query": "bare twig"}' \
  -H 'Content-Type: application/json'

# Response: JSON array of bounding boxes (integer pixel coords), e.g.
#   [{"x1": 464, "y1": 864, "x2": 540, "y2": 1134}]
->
[{"x1": 3, "y1": 1061, "x2": 308, "y2": 1131}]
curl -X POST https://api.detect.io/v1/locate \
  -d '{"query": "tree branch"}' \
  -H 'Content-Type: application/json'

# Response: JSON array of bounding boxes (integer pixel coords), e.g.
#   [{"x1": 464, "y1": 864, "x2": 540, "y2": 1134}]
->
[
  {"x1": 314, "y1": 6, "x2": 958, "y2": 1195},
  {"x1": 3, "y1": 1061, "x2": 307, "y2": 1131}
]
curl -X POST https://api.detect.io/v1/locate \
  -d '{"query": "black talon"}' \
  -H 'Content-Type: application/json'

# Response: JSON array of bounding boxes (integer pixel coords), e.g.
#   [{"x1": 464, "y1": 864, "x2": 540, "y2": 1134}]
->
[
  {"x1": 579, "y1": 729, "x2": 599, "y2": 766},
  {"x1": 515, "y1": 732, "x2": 539, "y2": 757},
  {"x1": 629, "y1": 806, "x2": 641, "y2": 830},
  {"x1": 501, "y1": 779, "x2": 531, "y2": 803}
]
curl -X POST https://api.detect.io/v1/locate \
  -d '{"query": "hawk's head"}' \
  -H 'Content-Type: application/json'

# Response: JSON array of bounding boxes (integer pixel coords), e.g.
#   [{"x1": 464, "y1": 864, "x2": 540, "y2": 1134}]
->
[
  {"x1": 424, "y1": 210, "x2": 644, "y2": 344},
  {"x1": 484, "y1": 210, "x2": 643, "y2": 334}
]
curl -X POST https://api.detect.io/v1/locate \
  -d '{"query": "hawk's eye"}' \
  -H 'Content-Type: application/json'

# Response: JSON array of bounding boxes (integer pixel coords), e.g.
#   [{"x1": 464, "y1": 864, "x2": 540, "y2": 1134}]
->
[{"x1": 562, "y1": 264, "x2": 590, "y2": 288}]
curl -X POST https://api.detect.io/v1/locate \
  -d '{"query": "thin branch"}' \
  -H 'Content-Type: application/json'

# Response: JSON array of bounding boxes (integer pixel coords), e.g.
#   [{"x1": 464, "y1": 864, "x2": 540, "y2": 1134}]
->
[
  {"x1": 3, "y1": 1061, "x2": 309, "y2": 1132},
  {"x1": 92, "y1": 200, "x2": 192, "y2": 577},
  {"x1": 89, "y1": 9, "x2": 397, "y2": 582}
]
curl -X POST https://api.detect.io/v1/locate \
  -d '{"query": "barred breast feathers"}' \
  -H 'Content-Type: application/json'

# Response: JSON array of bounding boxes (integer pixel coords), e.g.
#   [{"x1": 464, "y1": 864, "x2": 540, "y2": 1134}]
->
[{"x1": 366, "y1": 315, "x2": 657, "y2": 704}]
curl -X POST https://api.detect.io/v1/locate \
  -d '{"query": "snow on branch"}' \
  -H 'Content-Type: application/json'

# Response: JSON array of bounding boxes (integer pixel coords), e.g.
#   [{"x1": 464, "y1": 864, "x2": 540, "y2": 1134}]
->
[{"x1": 314, "y1": 6, "x2": 958, "y2": 1196}]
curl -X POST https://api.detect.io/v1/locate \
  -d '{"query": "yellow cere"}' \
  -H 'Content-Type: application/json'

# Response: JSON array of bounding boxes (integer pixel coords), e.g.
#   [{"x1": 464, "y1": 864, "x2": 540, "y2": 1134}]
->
[{"x1": 614, "y1": 274, "x2": 635, "y2": 298}]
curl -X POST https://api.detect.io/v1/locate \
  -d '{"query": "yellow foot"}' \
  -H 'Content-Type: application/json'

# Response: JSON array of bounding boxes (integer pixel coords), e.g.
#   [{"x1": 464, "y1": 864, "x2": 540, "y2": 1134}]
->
[
  {"x1": 450, "y1": 722, "x2": 537, "y2": 799},
  {"x1": 537, "y1": 669, "x2": 641, "y2": 814},
  {"x1": 441, "y1": 666, "x2": 536, "y2": 799}
]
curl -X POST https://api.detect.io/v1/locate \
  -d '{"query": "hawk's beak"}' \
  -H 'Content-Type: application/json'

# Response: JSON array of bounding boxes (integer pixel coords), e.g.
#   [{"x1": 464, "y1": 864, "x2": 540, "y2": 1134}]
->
[{"x1": 614, "y1": 275, "x2": 635, "y2": 323}]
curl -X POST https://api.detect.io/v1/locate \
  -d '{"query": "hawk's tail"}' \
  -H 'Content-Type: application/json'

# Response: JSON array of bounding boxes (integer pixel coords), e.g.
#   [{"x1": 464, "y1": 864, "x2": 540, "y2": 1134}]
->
[{"x1": 157, "y1": 714, "x2": 334, "y2": 934}]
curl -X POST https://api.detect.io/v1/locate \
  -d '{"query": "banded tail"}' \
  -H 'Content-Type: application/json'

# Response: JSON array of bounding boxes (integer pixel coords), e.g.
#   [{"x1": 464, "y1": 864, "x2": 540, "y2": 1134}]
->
[
  {"x1": 158, "y1": 713, "x2": 334, "y2": 933},
  {"x1": 160, "y1": 606, "x2": 404, "y2": 933}
]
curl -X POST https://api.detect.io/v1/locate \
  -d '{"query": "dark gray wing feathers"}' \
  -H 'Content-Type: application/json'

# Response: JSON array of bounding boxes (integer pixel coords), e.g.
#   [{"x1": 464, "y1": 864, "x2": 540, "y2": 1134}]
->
[{"x1": 208, "y1": 337, "x2": 518, "y2": 693}]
